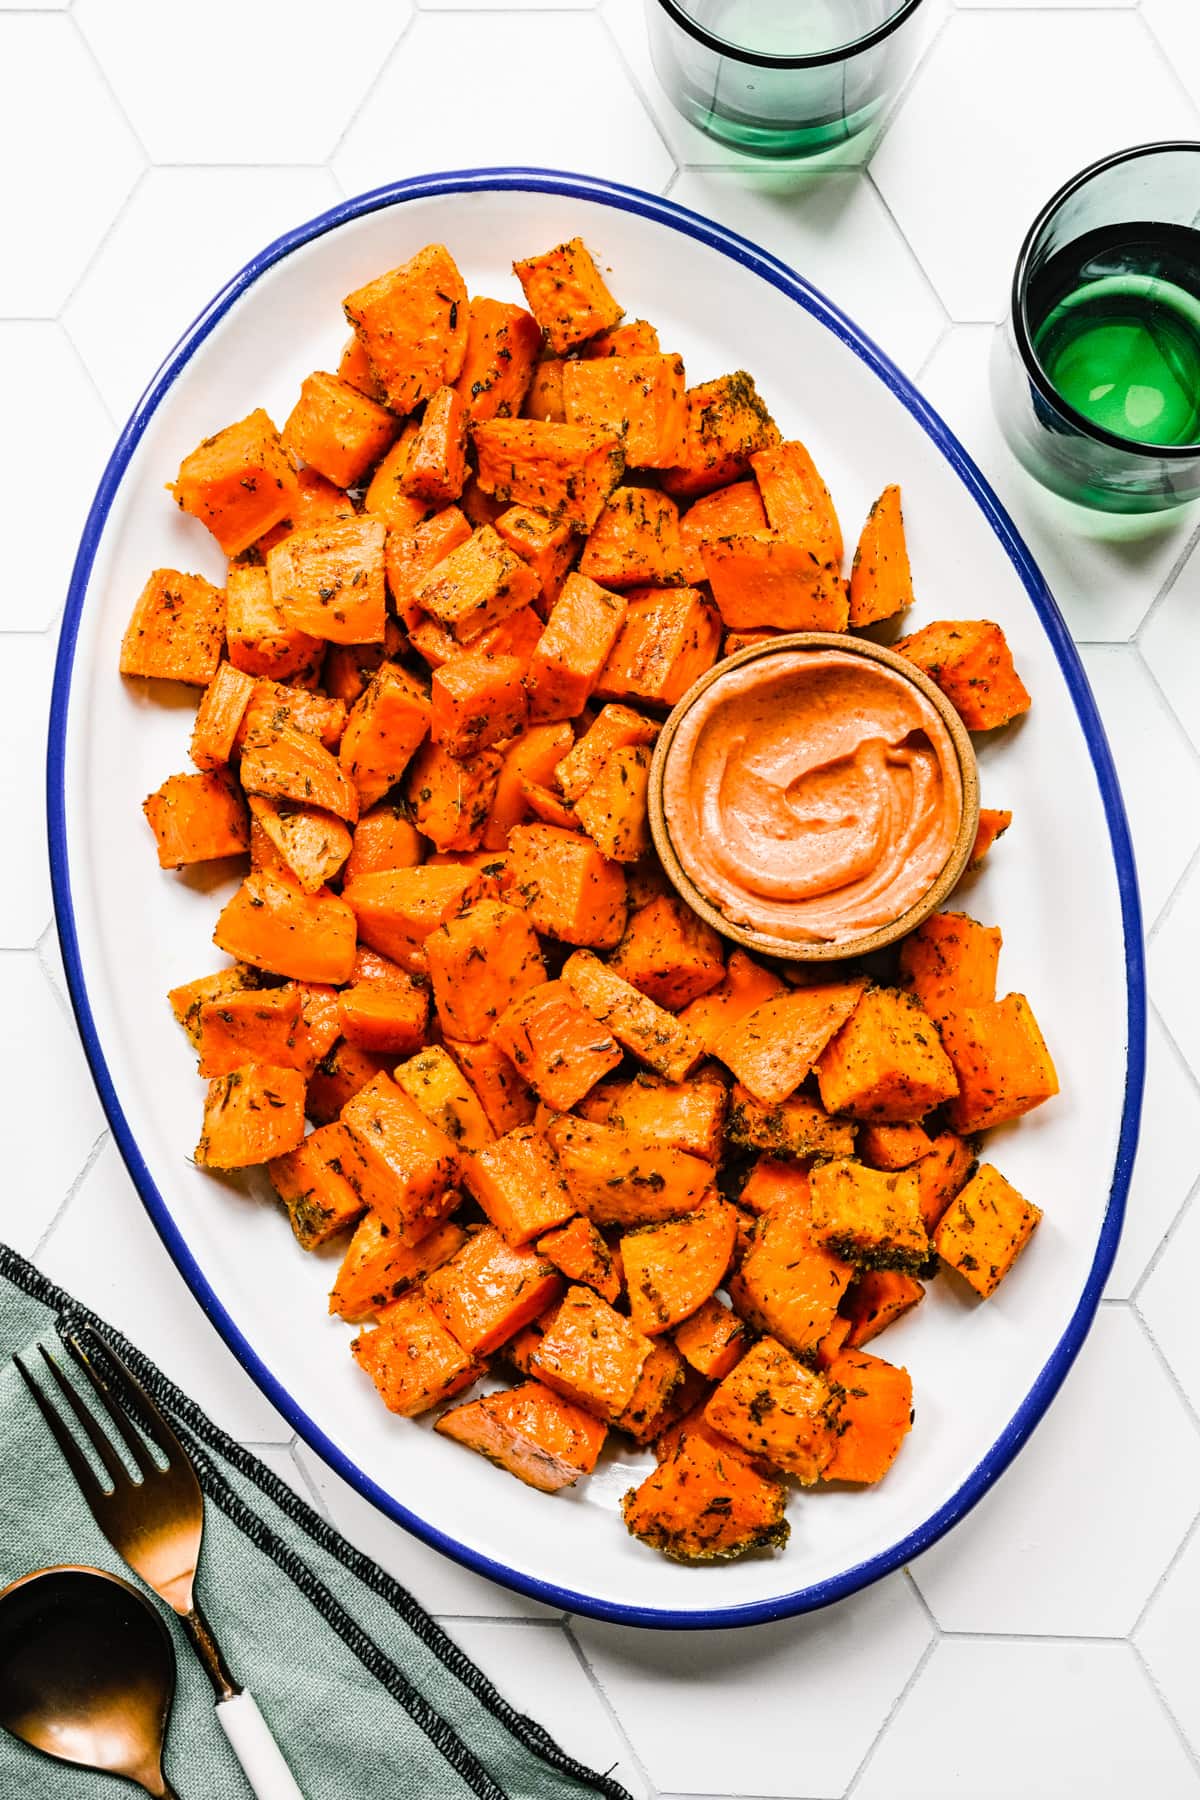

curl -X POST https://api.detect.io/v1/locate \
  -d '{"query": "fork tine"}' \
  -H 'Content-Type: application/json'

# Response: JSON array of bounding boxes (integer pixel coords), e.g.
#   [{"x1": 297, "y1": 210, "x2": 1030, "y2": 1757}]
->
[
  {"x1": 36, "y1": 1342, "x2": 140, "y2": 1486},
  {"x1": 15, "y1": 1354, "x2": 108, "y2": 1502},
  {"x1": 70, "y1": 1328, "x2": 185, "y2": 1471}
]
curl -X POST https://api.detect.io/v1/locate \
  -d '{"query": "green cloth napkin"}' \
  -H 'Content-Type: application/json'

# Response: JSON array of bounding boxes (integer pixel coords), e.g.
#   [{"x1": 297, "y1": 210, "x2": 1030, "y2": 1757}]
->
[{"x1": 0, "y1": 1245, "x2": 631, "y2": 1800}]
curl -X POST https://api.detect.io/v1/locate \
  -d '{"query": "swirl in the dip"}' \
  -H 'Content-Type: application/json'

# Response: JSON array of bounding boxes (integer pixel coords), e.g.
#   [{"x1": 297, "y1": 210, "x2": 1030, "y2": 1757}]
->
[{"x1": 663, "y1": 649, "x2": 963, "y2": 945}]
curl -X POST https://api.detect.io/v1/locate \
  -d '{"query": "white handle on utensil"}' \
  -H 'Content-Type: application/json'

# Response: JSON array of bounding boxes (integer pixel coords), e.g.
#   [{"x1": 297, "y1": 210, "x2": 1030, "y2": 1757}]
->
[{"x1": 216, "y1": 1690, "x2": 305, "y2": 1799}]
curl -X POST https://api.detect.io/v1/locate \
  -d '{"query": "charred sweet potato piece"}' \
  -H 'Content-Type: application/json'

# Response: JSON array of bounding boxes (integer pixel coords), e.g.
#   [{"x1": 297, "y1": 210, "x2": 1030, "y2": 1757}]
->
[
  {"x1": 416, "y1": 524, "x2": 540, "y2": 643},
  {"x1": 969, "y1": 807, "x2": 1013, "y2": 870},
  {"x1": 247, "y1": 796, "x2": 351, "y2": 895},
  {"x1": 702, "y1": 533, "x2": 847, "y2": 632},
  {"x1": 579, "y1": 1072, "x2": 726, "y2": 1162},
  {"x1": 561, "y1": 949, "x2": 703, "y2": 1083},
  {"x1": 267, "y1": 516, "x2": 387, "y2": 645},
  {"x1": 214, "y1": 869, "x2": 356, "y2": 985},
  {"x1": 351, "y1": 1290, "x2": 483, "y2": 1418},
  {"x1": 306, "y1": 1040, "x2": 394, "y2": 1125},
  {"x1": 823, "y1": 1348, "x2": 913, "y2": 1484},
  {"x1": 437, "y1": 1381, "x2": 606, "y2": 1493},
  {"x1": 530, "y1": 1284, "x2": 652, "y2": 1422},
  {"x1": 143, "y1": 768, "x2": 249, "y2": 868},
  {"x1": 329, "y1": 1213, "x2": 467, "y2": 1322},
  {"x1": 341, "y1": 1070, "x2": 461, "y2": 1229},
  {"x1": 195, "y1": 1063, "x2": 306, "y2": 1169},
  {"x1": 506, "y1": 821, "x2": 627, "y2": 949},
  {"x1": 895, "y1": 619, "x2": 1031, "y2": 731},
  {"x1": 815, "y1": 986, "x2": 959, "y2": 1123},
  {"x1": 526, "y1": 572, "x2": 629, "y2": 723},
  {"x1": 751, "y1": 439, "x2": 843, "y2": 565},
  {"x1": 674, "y1": 1296, "x2": 749, "y2": 1381},
  {"x1": 537, "y1": 1215, "x2": 621, "y2": 1304},
  {"x1": 401, "y1": 385, "x2": 468, "y2": 503},
  {"x1": 268, "y1": 1120, "x2": 365, "y2": 1249},
  {"x1": 858, "y1": 1122, "x2": 935, "y2": 1172},
  {"x1": 624, "y1": 1197, "x2": 738, "y2": 1337},
  {"x1": 898, "y1": 911, "x2": 1002, "y2": 1023},
  {"x1": 473, "y1": 419, "x2": 625, "y2": 534},
  {"x1": 464, "y1": 1125, "x2": 575, "y2": 1246},
  {"x1": 513, "y1": 237, "x2": 623, "y2": 354},
  {"x1": 727, "y1": 1085, "x2": 857, "y2": 1160},
  {"x1": 941, "y1": 996, "x2": 1059, "y2": 1135},
  {"x1": 522, "y1": 358, "x2": 566, "y2": 425},
  {"x1": 424, "y1": 1225, "x2": 563, "y2": 1356},
  {"x1": 393, "y1": 1045, "x2": 495, "y2": 1154},
  {"x1": 678, "y1": 948, "x2": 785, "y2": 1054},
  {"x1": 443, "y1": 1036, "x2": 536, "y2": 1137},
  {"x1": 911, "y1": 1130, "x2": 976, "y2": 1232},
  {"x1": 563, "y1": 353, "x2": 687, "y2": 469},
  {"x1": 483, "y1": 721, "x2": 575, "y2": 849},
  {"x1": 662, "y1": 372, "x2": 780, "y2": 500},
  {"x1": 121, "y1": 569, "x2": 225, "y2": 687},
  {"x1": 190, "y1": 662, "x2": 256, "y2": 772},
  {"x1": 240, "y1": 723, "x2": 359, "y2": 823},
  {"x1": 623, "y1": 1427, "x2": 788, "y2": 1562},
  {"x1": 706, "y1": 1337, "x2": 842, "y2": 1485},
  {"x1": 282, "y1": 370, "x2": 397, "y2": 489},
  {"x1": 594, "y1": 584, "x2": 721, "y2": 707},
  {"x1": 431, "y1": 650, "x2": 527, "y2": 756},
  {"x1": 849, "y1": 484, "x2": 914, "y2": 627},
  {"x1": 573, "y1": 743, "x2": 652, "y2": 865},
  {"x1": 841, "y1": 1269, "x2": 925, "y2": 1348},
  {"x1": 730, "y1": 1190, "x2": 853, "y2": 1358},
  {"x1": 493, "y1": 506, "x2": 580, "y2": 615},
  {"x1": 196, "y1": 985, "x2": 305, "y2": 1078},
  {"x1": 934, "y1": 1163, "x2": 1042, "y2": 1297},
  {"x1": 223, "y1": 565, "x2": 323, "y2": 685},
  {"x1": 678, "y1": 479, "x2": 767, "y2": 584},
  {"x1": 546, "y1": 1115, "x2": 714, "y2": 1227},
  {"x1": 170, "y1": 410, "x2": 298, "y2": 557},
  {"x1": 342, "y1": 243, "x2": 469, "y2": 415},
  {"x1": 554, "y1": 703, "x2": 658, "y2": 803},
  {"x1": 425, "y1": 899, "x2": 546, "y2": 1043},
  {"x1": 452, "y1": 297, "x2": 541, "y2": 423},
  {"x1": 809, "y1": 1158, "x2": 928, "y2": 1273},
  {"x1": 608, "y1": 893, "x2": 725, "y2": 1011},
  {"x1": 343, "y1": 866, "x2": 479, "y2": 973},
  {"x1": 490, "y1": 980, "x2": 623, "y2": 1111},
  {"x1": 715, "y1": 978, "x2": 867, "y2": 1106}
]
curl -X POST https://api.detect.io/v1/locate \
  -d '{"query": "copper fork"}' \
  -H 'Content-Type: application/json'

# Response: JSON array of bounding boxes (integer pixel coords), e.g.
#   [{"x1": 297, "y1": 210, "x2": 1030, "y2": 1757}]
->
[{"x1": 16, "y1": 1327, "x2": 304, "y2": 1799}]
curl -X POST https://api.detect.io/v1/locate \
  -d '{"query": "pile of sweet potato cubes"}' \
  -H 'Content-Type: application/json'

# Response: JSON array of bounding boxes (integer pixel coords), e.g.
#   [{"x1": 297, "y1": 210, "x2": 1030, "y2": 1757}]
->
[{"x1": 121, "y1": 233, "x2": 1058, "y2": 1563}]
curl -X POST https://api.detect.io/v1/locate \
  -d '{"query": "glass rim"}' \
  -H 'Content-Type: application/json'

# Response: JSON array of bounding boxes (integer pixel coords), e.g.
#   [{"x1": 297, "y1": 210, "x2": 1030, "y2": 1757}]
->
[
  {"x1": 645, "y1": 0, "x2": 927, "y2": 70},
  {"x1": 1011, "y1": 138, "x2": 1200, "y2": 461}
]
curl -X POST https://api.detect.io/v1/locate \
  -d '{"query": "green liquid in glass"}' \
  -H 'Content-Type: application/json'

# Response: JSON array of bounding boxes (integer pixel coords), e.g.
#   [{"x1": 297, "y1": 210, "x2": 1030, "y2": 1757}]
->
[{"x1": 1029, "y1": 227, "x2": 1200, "y2": 448}]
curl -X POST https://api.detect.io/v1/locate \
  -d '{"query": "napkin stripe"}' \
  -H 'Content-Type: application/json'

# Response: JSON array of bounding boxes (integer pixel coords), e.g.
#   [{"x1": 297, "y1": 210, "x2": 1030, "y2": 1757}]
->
[{"x1": 0, "y1": 1244, "x2": 630, "y2": 1800}]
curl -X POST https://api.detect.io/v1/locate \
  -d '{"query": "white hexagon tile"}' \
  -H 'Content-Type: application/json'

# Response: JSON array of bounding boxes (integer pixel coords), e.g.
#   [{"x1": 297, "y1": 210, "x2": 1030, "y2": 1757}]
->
[{"x1": 10, "y1": 3, "x2": 1200, "y2": 1796}]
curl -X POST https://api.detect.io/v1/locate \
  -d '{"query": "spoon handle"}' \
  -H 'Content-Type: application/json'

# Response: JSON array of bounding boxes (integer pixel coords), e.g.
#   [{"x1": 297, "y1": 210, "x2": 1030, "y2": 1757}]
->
[{"x1": 215, "y1": 1691, "x2": 305, "y2": 1799}]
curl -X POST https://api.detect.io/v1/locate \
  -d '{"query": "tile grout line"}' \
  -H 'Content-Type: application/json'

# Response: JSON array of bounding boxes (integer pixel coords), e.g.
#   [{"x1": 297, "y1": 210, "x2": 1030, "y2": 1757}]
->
[
  {"x1": 30, "y1": 1126, "x2": 111, "y2": 1261},
  {"x1": 1130, "y1": 1171, "x2": 1200, "y2": 1306},
  {"x1": 1129, "y1": 1299, "x2": 1200, "y2": 1442},
  {"x1": 1145, "y1": 837, "x2": 1200, "y2": 949},
  {"x1": 1133, "y1": 512, "x2": 1200, "y2": 641},
  {"x1": 594, "y1": 5, "x2": 681, "y2": 181},
  {"x1": 1130, "y1": 1637, "x2": 1200, "y2": 1778},
  {"x1": 1133, "y1": 5, "x2": 1200, "y2": 123},
  {"x1": 66, "y1": 8, "x2": 152, "y2": 163},
  {"x1": 324, "y1": 7, "x2": 420, "y2": 168},
  {"x1": 1127, "y1": 637, "x2": 1200, "y2": 789},
  {"x1": 279, "y1": 1436, "x2": 336, "y2": 1525},
  {"x1": 51, "y1": 163, "x2": 149, "y2": 327},
  {"x1": 1130, "y1": 1501, "x2": 1200, "y2": 1641},
  {"x1": 560, "y1": 1618, "x2": 662, "y2": 1800},
  {"x1": 841, "y1": 1629, "x2": 940, "y2": 1798}
]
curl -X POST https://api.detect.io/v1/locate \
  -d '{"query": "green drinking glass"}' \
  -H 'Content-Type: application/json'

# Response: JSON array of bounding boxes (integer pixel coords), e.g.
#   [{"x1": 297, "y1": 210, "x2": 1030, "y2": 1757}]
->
[
  {"x1": 643, "y1": 0, "x2": 928, "y2": 159},
  {"x1": 991, "y1": 142, "x2": 1200, "y2": 513}
]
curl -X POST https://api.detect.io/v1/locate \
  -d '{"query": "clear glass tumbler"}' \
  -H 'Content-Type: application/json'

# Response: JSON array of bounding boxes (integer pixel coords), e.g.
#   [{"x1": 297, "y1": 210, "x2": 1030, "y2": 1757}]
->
[
  {"x1": 643, "y1": 0, "x2": 928, "y2": 159},
  {"x1": 991, "y1": 141, "x2": 1200, "y2": 514}
]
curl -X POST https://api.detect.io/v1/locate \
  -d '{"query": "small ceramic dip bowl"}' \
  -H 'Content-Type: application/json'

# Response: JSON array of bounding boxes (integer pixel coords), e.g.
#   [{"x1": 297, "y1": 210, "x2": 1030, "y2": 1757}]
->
[{"x1": 648, "y1": 632, "x2": 980, "y2": 963}]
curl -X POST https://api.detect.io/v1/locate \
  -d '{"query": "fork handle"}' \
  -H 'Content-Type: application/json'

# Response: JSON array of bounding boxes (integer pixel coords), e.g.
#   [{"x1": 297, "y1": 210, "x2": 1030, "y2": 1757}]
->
[{"x1": 216, "y1": 1691, "x2": 305, "y2": 1799}]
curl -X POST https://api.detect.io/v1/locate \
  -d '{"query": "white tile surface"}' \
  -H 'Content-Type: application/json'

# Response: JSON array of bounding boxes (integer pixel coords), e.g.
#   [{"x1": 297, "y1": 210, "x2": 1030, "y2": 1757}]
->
[
  {"x1": 910, "y1": 1309, "x2": 1200, "y2": 1636},
  {"x1": 1143, "y1": 0, "x2": 1200, "y2": 110},
  {"x1": 334, "y1": 12, "x2": 674, "y2": 200},
  {"x1": 1140, "y1": 1194, "x2": 1200, "y2": 1418},
  {"x1": 855, "y1": 1639, "x2": 1200, "y2": 1799},
  {"x1": 1106, "y1": 1010, "x2": 1200, "y2": 1300},
  {"x1": 1137, "y1": 1517, "x2": 1200, "y2": 1760},
  {"x1": 574, "y1": 1575, "x2": 932, "y2": 1797},
  {"x1": 0, "y1": 634, "x2": 53, "y2": 946},
  {"x1": 1150, "y1": 857, "x2": 1200, "y2": 1077},
  {"x1": 1141, "y1": 540, "x2": 1200, "y2": 760},
  {"x1": 872, "y1": 13, "x2": 1198, "y2": 321}
]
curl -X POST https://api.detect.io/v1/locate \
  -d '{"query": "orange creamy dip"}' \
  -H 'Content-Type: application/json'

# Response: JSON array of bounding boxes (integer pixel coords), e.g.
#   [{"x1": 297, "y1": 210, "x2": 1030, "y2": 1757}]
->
[{"x1": 662, "y1": 648, "x2": 962, "y2": 945}]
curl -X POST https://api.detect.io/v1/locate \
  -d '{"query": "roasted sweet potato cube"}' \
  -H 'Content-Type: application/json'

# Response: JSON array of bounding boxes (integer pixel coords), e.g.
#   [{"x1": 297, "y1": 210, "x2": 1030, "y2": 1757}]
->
[
  {"x1": 526, "y1": 572, "x2": 629, "y2": 723},
  {"x1": 223, "y1": 564, "x2": 322, "y2": 684},
  {"x1": 490, "y1": 980, "x2": 622, "y2": 1112},
  {"x1": 472, "y1": 419, "x2": 625, "y2": 533},
  {"x1": 195, "y1": 1063, "x2": 306, "y2": 1168},
  {"x1": 613, "y1": 1339, "x2": 690, "y2": 1445},
  {"x1": 247, "y1": 796, "x2": 351, "y2": 895},
  {"x1": 715, "y1": 979, "x2": 867, "y2": 1106},
  {"x1": 463, "y1": 1125, "x2": 575, "y2": 1246},
  {"x1": 255, "y1": 464, "x2": 358, "y2": 556},
  {"x1": 739, "y1": 1157, "x2": 811, "y2": 1217},
  {"x1": 437, "y1": 1381, "x2": 606, "y2": 1493},
  {"x1": 706, "y1": 1337, "x2": 842, "y2": 1485},
  {"x1": 196, "y1": 984, "x2": 303, "y2": 1078},
  {"x1": 624, "y1": 1197, "x2": 738, "y2": 1337},
  {"x1": 594, "y1": 584, "x2": 721, "y2": 707},
  {"x1": 724, "y1": 629, "x2": 781, "y2": 656},
  {"x1": 573, "y1": 744, "x2": 653, "y2": 865},
  {"x1": 329, "y1": 1213, "x2": 466, "y2": 1321},
  {"x1": 336, "y1": 970, "x2": 429, "y2": 1057},
  {"x1": 579, "y1": 1072, "x2": 726, "y2": 1162},
  {"x1": 858, "y1": 1122, "x2": 935, "y2": 1172},
  {"x1": 452, "y1": 297, "x2": 541, "y2": 423},
  {"x1": 751, "y1": 438, "x2": 843, "y2": 563},
  {"x1": 393, "y1": 1045, "x2": 495, "y2": 1152},
  {"x1": 506, "y1": 822, "x2": 627, "y2": 949},
  {"x1": 403, "y1": 741, "x2": 498, "y2": 853},
  {"x1": 673, "y1": 1295, "x2": 749, "y2": 1381},
  {"x1": 424, "y1": 1225, "x2": 562, "y2": 1356},
  {"x1": 306, "y1": 1040, "x2": 394, "y2": 1125},
  {"x1": 443, "y1": 1036, "x2": 535, "y2": 1137},
  {"x1": 214, "y1": 870, "x2": 356, "y2": 984},
  {"x1": 554, "y1": 704, "x2": 658, "y2": 803},
  {"x1": 341, "y1": 1071, "x2": 461, "y2": 1232},
  {"x1": 911, "y1": 1130, "x2": 976, "y2": 1231},
  {"x1": 352, "y1": 1290, "x2": 482, "y2": 1418},
  {"x1": 143, "y1": 768, "x2": 248, "y2": 868},
  {"x1": 678, "y1": 948, "x2": 784, "y2": 1053},
  {"x1": 267, "y1": 1120, "x2": 365, "y2": 1249},
  {"x1": 239, "y1": 678, "x2": 347, "y2": 754},
  {"x1": 849, "y1": 484, "x2": 914, "y2": 627},
  {"x1": 563, "y1": 353, "x2": 687, "y2": 469},
  {"x1": 431, "y1": 651, "x2": 527, "y2": 756},
  {"x1": 344, "y1": 805, "x2": 423, "y2": 883},
  {"x1": 727, "y1": 1085, "x2": 856, "y2": 1160},
  {"x1": 282, "y1": 370, "x2": 397, "y2": 489},
  {"x1": 190, "y1": 662, "x2": 256, "y2": 772},
  {"x1": 361, "y1": 425, "x2": 431, "y2": 535},
  {"x1": 941, "y1": 996, "x2": 1059, "y2": 1135},
  {"x1": 841, "y1": 1269, "x2": 925, "y2": 1348},
  {"x1": 267, "y1": 516, "x2": 387, "y2": 645},
  {"x1": 895, "y1": 619, "x2": 1032, "y2": 731},
  {"x1": 678, "y1": 479, "x2": 767, "y2": 583},
  {"x1": 522, "y1": 358, "x2": 566, "y2": 424},
  {"x1": 170, "y1": 409, "x2": 298, "y2": 557},
  {"x1": 343, "y1": 244, "x2": 469, "y2": 415},
  {"x1": 121, "y1": 569, "x2": 225, "y2": 686},
  {"x1": 969, "y1": 807, "x2": 1013, "y2": 870},
  {"x1": 383, "y1": 507, "x2": 472, "y2": 628},
  {"x1": 898, "y1": 910, "x2": 1002, "y2": 1023},
  {"x1": 581, "y1": 320, "x2": 660, "y2": 359},
  {"x1": 810, "y1": 1158, "x2": 928, "y2": 1272},
  {"x1": 342, "y1": 866, "x2": 478, "y2": 975},
  {"x1": 484, "y1": 721, "x2": 575, "y2": 850},
  {"x1": 337, "y1": 332, "x2": 384, "y2": 400},
  {"x1": 424, "y1": 898, "x2": 545, "y2": 1044},
  {"x1": 169, "y1": 966, "x2": 260, "y2": 1046},
  {"x1": 415, "y1": 524, "x2": 540, "y2": 643},
  {"x1": 518, "y1": 781, "x2": 577, "y2": 831},
  {"x1": 823, "y1": 1348, "x2": 913, "y2": 1484},
  {"x1": 702, "y1": 532, "x2": 847, "y2": 632},
  {"x1": 530, "y1": 1284, "x2": 651, "y2": 1421},
  {"x1": 662, "y1": 372, "x2": 781, "y2": 501},
  {"x1": 561, "y1": 950, "x2": 703, "y2": 1083},
  {"x1": 935, "y1": 1163, "x2": 1042, "y2": 1297},
  {"x1": 623, "y1": 1428, "x2": 788, "y2": 1561},
  {"x1": 609, "y1": 893, "x2": 725, "y2": 1011},
  {"x1": 546, "y1": 1115, "x2": 714, "y2": 1227},
  {"x1": 729, "y1": 1191, "x2": 853, "y2": 1358},
  {"x1": 513, "y1": 236, "x2": 623, "y2": 354},
  {"x1": 400, "y1": 385, "x2": 468, "y2": 503},
  {"x1": 578, "y1": 485, "x2": 686, "y2": 590},
  {"x1": 815, "y1": 986, "x2": 959, "y2": 1123},
  {"x1": 537, "y1": 1215, "x2": 621, "y2": 1304},
  {"x1": 241, "y1": 723, "x2": 359, "y2": 823},
  {"x1": 283, "y1": 981, "x2": 343, "y2": 1078},
  {"x1": 493, "y1": 506, "x2": 580, "y2": 615}
]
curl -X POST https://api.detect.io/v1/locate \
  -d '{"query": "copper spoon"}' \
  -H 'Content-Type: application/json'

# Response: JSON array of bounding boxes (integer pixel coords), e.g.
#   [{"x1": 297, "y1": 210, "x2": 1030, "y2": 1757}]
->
[{"x1": 0, "y1": 1565, "x2": 180, "y2": 1798}]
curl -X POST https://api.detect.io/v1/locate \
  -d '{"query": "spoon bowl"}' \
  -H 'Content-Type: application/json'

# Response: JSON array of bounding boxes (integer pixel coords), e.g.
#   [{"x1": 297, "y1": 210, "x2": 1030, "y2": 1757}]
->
[{"x1": 0, "y1": 1565, "x2": 178, "y2": 1798}]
